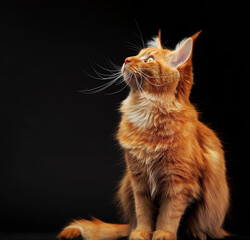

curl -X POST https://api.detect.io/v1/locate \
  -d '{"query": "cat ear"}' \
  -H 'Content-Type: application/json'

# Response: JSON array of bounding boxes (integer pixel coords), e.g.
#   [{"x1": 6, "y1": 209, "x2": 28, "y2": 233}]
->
[
  {"x1": 147, "y1": 29, "x2": 162, "y2": 49},
  {"x1": 170, "y1": 31, "x2": 201, "y2": 68},
  {"x1": 170, "y1": 37, "x2": 193, "y2": 68}
]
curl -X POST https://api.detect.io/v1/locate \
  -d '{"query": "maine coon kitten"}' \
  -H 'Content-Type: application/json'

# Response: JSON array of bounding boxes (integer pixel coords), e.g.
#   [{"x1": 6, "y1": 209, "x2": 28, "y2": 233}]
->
[{"x1": 58, "y1": 31, "x2": 230, "y2": 240}]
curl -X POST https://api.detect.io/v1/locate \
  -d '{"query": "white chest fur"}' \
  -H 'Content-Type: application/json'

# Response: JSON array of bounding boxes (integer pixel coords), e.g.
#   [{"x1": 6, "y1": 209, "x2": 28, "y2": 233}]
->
[{"x1": 121, "y1": 94, "x2": 154, "y2": 128}]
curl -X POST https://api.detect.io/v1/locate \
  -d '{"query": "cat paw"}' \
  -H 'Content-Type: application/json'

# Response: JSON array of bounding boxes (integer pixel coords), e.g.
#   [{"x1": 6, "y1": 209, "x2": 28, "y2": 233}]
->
[
  {"x1": 152, "y1": 230, "x2": 176, "y2": 240},
  {"x1": 194, "y1": 231, "x2": 207, "y2": 240},
  {"x1": 129, "y1": 229, "x2": 152, "y2": 240},
  {"x1": 57, "y1": 226, "x2": 83, "y2": 239}
]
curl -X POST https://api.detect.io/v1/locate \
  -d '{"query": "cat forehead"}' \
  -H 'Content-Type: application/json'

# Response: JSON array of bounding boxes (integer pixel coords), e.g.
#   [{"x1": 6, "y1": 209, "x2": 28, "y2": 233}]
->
[{"x1": 138, "y1": 48, "x2": 170, "y2": 58}]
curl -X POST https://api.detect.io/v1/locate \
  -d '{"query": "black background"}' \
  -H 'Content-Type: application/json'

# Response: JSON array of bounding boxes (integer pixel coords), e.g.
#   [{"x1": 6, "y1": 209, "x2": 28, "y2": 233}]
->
[{"x1": 1, "y1": 0, "x2": 250, "y2": 237}]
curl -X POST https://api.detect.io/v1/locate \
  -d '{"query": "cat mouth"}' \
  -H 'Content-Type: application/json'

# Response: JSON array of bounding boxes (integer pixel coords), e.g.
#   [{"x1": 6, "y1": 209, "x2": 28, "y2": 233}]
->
[
  {"x1": 121, "y1": 65, "x2": 144, "y2": 91},
  {"x1": 122, "y1": 63, "x2": 138, "y2": 79},
  {"x1": 122, "y1": 65, "x2": 135, "y2": 84},
  {"x1": 121, "y1": 63, "x2": 126, "y2": 74},
  {"x1": 122, "y1": 63, "x2": 131, "y2": 82}
]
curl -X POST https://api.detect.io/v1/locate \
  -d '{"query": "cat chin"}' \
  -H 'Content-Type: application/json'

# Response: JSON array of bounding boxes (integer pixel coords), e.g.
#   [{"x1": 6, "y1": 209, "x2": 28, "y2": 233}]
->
[
  {"x1": 123, "y1": 73, "x2": 142, "y2": 91},
  {"x1": 122, "y1": 72, "x2": 130, "y2": 83},
  {"x1": 122, "y1": 69, "x2": 132, "y2": 83},
  {"x1": 121, "y1": 64, "x2": 129, "y2": 82}
]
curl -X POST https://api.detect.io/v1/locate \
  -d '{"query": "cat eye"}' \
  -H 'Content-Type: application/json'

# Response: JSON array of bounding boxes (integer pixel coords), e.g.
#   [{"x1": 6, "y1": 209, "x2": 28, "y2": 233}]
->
[{"x1": 145, "y1": 57, "x2": 154, "y2": 63}]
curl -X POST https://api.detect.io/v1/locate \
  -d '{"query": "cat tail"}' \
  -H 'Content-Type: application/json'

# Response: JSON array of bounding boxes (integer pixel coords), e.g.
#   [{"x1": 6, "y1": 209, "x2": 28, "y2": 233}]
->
[{"x1": 57, "y1": 217, "x2": 130, "y2": 240}]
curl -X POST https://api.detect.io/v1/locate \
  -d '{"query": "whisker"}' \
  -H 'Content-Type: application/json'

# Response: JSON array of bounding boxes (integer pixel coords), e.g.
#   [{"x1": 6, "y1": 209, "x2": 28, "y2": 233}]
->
[
  {"x1": 91, "y1": 65, "x2": 122, "y2": 79},
  {"x1": 126, "y1": 41, "x2": 141, "y2": 53},
  {"x1": 139, "y1": 72, "x2": 168, "y2": 87},
  {"x1": 80, "y1": 77, "x2": 120, "y2": 94},
  {"x1": 132, "y1": 67, "x2": 168, "y2": 87},
  {"x1": 105, "y1": 57, "x2": 122, "y2": 70},
  {"x1": 134, "y1": 74, "x2": 160, "y2": 109},
  {"x1": 107, "y1": 78, "x2": 131, "y2": 95},
  {"x1": 116, "y1": 77, "x2": 126, "y2": 85},
  {"x1": 93, "y1": 61, "x2": 121, "y2": 73},
  {"x1": 138, "y1": 67, "x2": 176, "y2": 78},
  {"x1": 82, "y1": 65, "x2": 121, "y2": 82},
  {"x1": 80, "y1": 57, "x2": 128, "y2": 94},
  {"x1": 134, "y1": 19, "x2": 145, "y2": 49}
]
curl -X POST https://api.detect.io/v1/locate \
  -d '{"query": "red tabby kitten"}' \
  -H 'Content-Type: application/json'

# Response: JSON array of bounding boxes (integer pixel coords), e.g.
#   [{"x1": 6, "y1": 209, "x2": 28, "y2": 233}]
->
[{"x1": 58, "y1": 31, "x2": 230, "y2": 240}]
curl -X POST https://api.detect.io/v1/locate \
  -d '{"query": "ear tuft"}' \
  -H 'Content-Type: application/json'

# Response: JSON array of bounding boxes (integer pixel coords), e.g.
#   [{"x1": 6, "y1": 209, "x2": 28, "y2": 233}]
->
[
  {"x1": 170, "y1": 38, "x2": 193, "y2": 68},
  {"x1": 147, "y1": 30, "x2": 162, "y2": 48},
  {"x1": 191, "y1": 30, "x2": 202, "y2": 41}
]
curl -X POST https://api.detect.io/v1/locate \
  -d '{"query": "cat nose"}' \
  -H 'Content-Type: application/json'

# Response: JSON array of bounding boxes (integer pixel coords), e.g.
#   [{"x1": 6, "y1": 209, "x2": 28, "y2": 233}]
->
[{"x1": 124, "y1": 57, "x2": 132, "y2": 65}]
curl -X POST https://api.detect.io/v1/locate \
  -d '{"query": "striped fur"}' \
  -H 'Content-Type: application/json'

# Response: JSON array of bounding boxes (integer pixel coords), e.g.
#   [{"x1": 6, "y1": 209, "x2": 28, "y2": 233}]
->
[{"x1": 58, "y1": 32, "x2": 230, "y2": 240}]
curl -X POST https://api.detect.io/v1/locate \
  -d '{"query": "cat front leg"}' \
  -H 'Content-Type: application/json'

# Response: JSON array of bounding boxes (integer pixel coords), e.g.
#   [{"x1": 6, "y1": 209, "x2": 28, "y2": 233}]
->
[
  {"x1": 153, "y1": 190, "x2": 191, "y2": 240},
  {"x1": 129, "y1": 177, "x2": 153, "y2": 240}
]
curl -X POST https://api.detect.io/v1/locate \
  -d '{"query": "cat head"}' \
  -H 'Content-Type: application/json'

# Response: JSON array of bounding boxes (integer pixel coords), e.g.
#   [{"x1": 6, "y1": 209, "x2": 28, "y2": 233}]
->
[{"x1": 122, "y1": 31, "x2": 200, "y2": 102}]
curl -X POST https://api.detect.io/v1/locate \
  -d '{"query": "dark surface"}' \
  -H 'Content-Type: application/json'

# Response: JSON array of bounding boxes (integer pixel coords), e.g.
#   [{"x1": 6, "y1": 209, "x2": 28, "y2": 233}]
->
[
  {"x1": 0, "y1": 233, "x2": 250, "y2": 240},
  {"x1": 1, "y1": 0, "x2": 249, "y2": 236}
]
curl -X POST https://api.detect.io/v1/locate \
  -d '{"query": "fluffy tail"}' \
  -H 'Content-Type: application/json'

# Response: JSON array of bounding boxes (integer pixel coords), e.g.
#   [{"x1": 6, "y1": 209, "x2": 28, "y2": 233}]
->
[{"x1": 57, "y1": 217, "x2": 130, "y2": 240}]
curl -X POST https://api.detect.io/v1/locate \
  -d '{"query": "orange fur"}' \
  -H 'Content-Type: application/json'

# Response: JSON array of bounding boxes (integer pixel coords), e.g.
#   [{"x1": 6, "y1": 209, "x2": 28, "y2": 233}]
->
[
  {"x1": 57, "y1": 218, "x2": 129, "y2": 240},
  {"x1": 58, "y1": 31, "x2": 230, "y2": 240}
]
